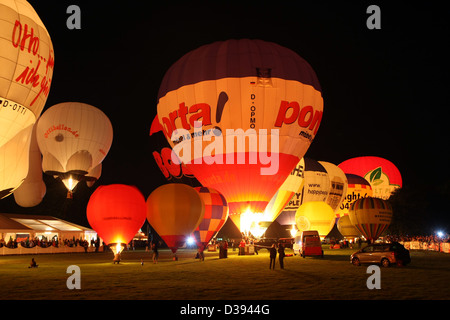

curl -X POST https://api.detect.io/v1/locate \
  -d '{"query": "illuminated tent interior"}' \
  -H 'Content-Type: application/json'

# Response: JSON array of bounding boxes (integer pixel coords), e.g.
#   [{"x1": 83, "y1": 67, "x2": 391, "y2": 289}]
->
[{"x1": 0, "y1": 213, "x2": 97, "y2": 243}]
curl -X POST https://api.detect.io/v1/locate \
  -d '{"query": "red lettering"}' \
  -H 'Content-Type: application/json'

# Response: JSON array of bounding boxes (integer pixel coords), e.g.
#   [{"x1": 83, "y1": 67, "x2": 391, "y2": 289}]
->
[
  {"x1": 275, "y1": 100, "x2": 322, "y2": 135},
  {"x1": 160, "y1": 102, "x2": 212, "y2": 139},
  {"x1": 11, "y1": 20, "x2": 39, "y2": 55},
  {"x1": 15, "y1": 59, "x2": 40, "y2": 87},
  {"x1": 161, "y1": 147, "x2": 182, "y2": 178},
  {"x1": 152, "y1": 151, "x2": 170, "y2": 179},
  {"x1": 298, "y1": 105, "x2": 313, "y2": 127},
  {"x1": 12, "y1": 20, "x2": 21, "y2": 48},
  {"x1": 309, "y1": 110, "x2": 323, "y2": 135},
  {"x1": 188, "y1": 103, "x2": 211, "y2": 127},
  {"x1": 274, "y1": 101, "x2": 299, "y2": 127}
]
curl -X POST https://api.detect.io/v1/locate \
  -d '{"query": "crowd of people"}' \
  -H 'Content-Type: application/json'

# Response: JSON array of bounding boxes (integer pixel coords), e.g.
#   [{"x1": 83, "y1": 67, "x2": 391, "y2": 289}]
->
[
  {"x1": 0, "y1": 236, "x2": 94, "y2": 249},
  {"x1": 384, "y1": 234, "x2": 450, "y2": 244}
]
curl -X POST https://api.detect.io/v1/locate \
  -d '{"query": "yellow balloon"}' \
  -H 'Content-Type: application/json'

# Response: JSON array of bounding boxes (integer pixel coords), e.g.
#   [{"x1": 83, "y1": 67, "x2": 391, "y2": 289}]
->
[
  {"x1": 337, "y1": 215, "x2": 361, "y2": 239},
  {"x1": 295, "y1": 201, "x2": 335, "y2": 238}
]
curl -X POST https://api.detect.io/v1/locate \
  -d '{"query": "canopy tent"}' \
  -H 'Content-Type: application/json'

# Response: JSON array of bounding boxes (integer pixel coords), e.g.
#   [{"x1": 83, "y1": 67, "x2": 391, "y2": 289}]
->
[{"x1": 0, "y1": 213, "x2": 97, "y2": 244}]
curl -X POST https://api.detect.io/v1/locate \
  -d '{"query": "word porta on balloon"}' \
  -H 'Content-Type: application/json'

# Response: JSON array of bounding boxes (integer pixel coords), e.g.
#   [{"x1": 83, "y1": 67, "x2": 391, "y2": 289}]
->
[{"x1": 170, "y1": 122, "x2": 280, "y2": 176}]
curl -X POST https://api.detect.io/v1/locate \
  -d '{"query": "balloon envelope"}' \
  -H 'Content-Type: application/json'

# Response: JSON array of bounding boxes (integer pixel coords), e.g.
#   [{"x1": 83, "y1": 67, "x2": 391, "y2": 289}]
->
[
  {"x1": 338, "y1": 156, "x2": 402, "y2": 200},
  {"x1": 295, "y1": 201, "x2": 335, "y2": 238},
  {"x1": 87, "y1": 184, "x2": 147, "y2": 245},
  {"x1": 262, "y1": 158, "x2": 305, "y2": 223},
  {"x1": 319, "y1": 161, "x2": 348, "y2": 213},
  {"x1": 0, "y1": 0, "x2": 54, "y2": 199},
  {"x1": 337, "y1": 215, "x2": 362, "y2": 239},
  {"x1": 157, "y1": 39, "x2": 323, "y2": 231},
  {"x1": 336, "y1": 174, "x2": 372, "y2": 217},
  {"x1": 146, "y1": 184, "x2": 205, "y2": 253},
  {"x1": 193, "y1": 187, "x2": 228, "y2": 247},
  {"x1": 348, "y1": 197, "x2": 393, "y2": 242},
  {"x1": 149, "y1": 115, "x2": 201, "y2": 186},
  {"x1": 13, "y1": 122, "x2": 46, "y2": 207},
  {"x1": 36, "y1": 102, "x2": 113, "y2": 192}
]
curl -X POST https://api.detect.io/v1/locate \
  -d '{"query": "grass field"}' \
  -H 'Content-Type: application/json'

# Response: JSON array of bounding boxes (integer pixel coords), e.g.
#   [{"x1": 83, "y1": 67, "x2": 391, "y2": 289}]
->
[{"x1": 0, "y1": 246, "x2": 449, "y2": 300}]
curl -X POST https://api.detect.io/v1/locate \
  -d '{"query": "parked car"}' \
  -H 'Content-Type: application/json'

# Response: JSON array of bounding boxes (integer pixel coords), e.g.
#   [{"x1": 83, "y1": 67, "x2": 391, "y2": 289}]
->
[
  {"x1": 350, "y1": 242, "x2": 411, "y2": 267},
  {"x1": 293, "y1": 230, "x2": 323, "y2": 258},
  {"x1": 254, "y1": 238, "x2": 278, "y2": 250},
  {"x1": 278, "y1": 237, "x2": 295, "y2": 249}
]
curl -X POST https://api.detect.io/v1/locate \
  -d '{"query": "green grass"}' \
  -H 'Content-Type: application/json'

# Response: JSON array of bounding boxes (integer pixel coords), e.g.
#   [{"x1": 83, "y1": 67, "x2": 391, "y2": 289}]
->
[{"x1": 0, "y1": 246, "x2": 449, "y2": 300}]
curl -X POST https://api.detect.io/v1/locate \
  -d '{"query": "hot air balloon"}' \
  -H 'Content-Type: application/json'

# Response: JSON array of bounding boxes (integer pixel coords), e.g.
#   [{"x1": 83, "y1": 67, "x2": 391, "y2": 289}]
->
[
  {"x1": 348, "y1": 197, "x2": 393, "y2": 243},
  {"x1": 146, "y1": 184, "x2": 204, "y2": 259},
  {"x1": 275, "y1": 158, "x2": 329, "y2": 229},
  {"x1": 295, "y1": 201, "x2": 335, "y2": 238},
  {"x1": 262, "y1": 158, "x2": 305, "y2": 223},
  {"x1": 299, "y1": 158, "x2": 330, "y2": 204},
  {"x1": 156, "y1": 39, "x2": 323, "y2": 232},
  {"x1": 338, "y1": 156, "x2": 402, "y2": 200},
  {"x1": 337, "y1": 215, "x2": 362, "y2": 239},
  {"x1": 149, "y1": 115, "x2": 201, "y2": 187},
  {"x1": 336, "y1": 174, "x2": 373, "y2": 217},
  {"x1": 13, "y1": 122, "x2": 46, "y2": 207},
  {"x1": 0, "y1": 0, "x2": 54, "y2": 199},
  {"x1": 87, "y1": 184, "x2": 147, "y2": 257},
  {"x1": 319, "y1": 161, "x2": 348, "y2": 213},
  {"x1": 36, "y1": 102, "x2": 113, "y2": 197},
  {"x1": 192, "y1": 187, "x2": 228, "y2": 248}
]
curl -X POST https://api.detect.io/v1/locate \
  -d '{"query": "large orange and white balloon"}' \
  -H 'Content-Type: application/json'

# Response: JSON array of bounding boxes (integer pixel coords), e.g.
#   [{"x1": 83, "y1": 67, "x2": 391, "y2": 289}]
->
[
  {"x1": 36, "y1": 102, "x2": 113, "y2": 196},
  {"x1": 156, "y1": 39, "x2": 323, "y2": 231},
  {"x1": 0, "y1": 0, "x2": 54, "y2": 198}
]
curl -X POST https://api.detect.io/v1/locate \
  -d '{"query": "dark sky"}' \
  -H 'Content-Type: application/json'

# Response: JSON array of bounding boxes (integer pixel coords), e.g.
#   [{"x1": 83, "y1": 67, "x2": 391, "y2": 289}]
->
[{"x1": 1, "y1": 1, "x2": 449, "y2": 228}]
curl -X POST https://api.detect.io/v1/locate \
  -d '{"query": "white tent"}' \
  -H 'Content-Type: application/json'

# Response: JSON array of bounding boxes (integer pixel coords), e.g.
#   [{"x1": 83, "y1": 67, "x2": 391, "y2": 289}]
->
[{"x1": 0, "y1": 213, "x2": 96, "y2": 244}]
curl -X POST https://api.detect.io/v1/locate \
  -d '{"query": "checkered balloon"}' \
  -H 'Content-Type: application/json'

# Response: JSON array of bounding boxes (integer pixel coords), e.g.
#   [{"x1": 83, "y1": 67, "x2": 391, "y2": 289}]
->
[{"x1": 193, "y1": 187, "x2": 229, "y2": 247}]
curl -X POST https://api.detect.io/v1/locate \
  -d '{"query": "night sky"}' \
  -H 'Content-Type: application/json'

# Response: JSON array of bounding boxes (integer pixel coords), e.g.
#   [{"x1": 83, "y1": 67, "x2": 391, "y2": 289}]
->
[{"x1": 1, "y1": 1, "x2": 449, "y2": 230}]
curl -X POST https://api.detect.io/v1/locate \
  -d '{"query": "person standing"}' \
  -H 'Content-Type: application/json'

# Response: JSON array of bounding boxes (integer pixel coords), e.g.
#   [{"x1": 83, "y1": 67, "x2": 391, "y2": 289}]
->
[
  {"x1": 152, "y1": 242, "x2": 159, "y2": 264},
  {"x1": 278, "y1": 243, "x2": 286, "y2": 269},
  {"x1": 269, "y1": 244, "x2": 277, "y2": 269}
]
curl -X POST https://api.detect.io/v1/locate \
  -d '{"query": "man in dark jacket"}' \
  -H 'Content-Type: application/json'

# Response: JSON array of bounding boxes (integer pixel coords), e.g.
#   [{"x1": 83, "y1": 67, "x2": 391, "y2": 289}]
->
[
  {"x1": 278, "y1": 243, "x2": 286, "y2": 269},
  {"x1": 269, "y1": 244, "x2": 277, "y2": 269}
]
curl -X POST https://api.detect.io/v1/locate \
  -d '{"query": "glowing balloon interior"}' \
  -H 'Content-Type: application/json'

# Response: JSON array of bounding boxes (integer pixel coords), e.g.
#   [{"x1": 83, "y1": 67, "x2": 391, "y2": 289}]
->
[
  {"x1": 86, "y1": 184, "x2": 147, "y2": 249},
  {"x1": 337, "y1": 174, "x2": 372, "y2": 217},
  {"x1": 146, "y1": 184, "x2": 205, "y2": 254},
  {"x1": 156, "y1": 39, "x2": 323, "y2": 232},
  {"x1": 36, "y1": 102, "x2": 113, "y2": 196},
  {"x1": 338, "y1": 156, "x2": 402, "y2": 200},
  {"x1": 0, "y1": 0, "x2": 54, "y2": 199},
  {"x1": 348, "y1": 197, "x2": 393, "y2": 242},
  {"x1": 295, "y1": 201, "x2": 335, "y2": 238},
  {"x1": 149, "y1": 115, "x2": 201, "y2": 186},
  {"x1": 192, "y1": 187, "x2": 228, "y2": 247}
]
